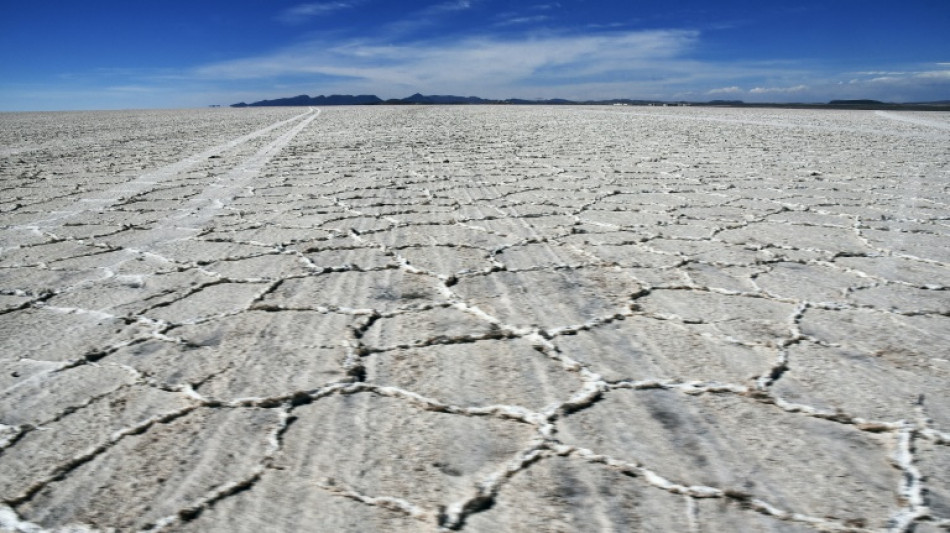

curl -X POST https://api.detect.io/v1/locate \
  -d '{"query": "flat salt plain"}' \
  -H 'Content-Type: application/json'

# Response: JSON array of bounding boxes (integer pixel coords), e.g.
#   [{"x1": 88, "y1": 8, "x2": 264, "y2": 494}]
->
[{"x1": 1, "y1": 105, "x2": 949, "y2": 532}]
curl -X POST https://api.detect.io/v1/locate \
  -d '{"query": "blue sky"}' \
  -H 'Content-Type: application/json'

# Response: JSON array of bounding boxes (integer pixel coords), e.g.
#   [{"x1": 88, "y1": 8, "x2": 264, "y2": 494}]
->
[{"x1": 1, "y1": 0, "x2": 948, "y2": 110}]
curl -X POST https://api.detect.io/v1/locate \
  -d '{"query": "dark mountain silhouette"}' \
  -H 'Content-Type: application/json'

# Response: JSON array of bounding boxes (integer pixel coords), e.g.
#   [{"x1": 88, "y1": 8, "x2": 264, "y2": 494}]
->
[
  {"x1": 504, "y1": 98, "x2": 578, "y2": 105},
  {"x1": 232, "y1": 94, "x2": 383, "y2": 107},
  {"x1": 828, "y1": 99, "x2": 885, "y2": 105},
  {"x1": 230, "y1": 93, "x2": 672, "y2": 107},
  {"x1": 400, "y1": 93, "x2": 492, "y2": 104},
  {"x1": 228, "y1": 93, "x2": 950, "y2": 111}
]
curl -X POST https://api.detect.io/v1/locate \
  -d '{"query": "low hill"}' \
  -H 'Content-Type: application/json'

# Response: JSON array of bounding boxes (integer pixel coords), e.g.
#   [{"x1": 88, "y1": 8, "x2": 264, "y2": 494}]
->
[
  {"x1": 232, "y1": 94, "x2": 383, "y2": 107},
  {"x1": 228, "y1": 94, "x2": 950, "y2": 111}
]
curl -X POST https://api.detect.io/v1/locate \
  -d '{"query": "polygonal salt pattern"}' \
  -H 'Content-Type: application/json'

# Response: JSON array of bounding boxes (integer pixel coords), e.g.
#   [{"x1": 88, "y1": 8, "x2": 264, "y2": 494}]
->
[{"x1": 1, "y1": 105, "x2": 948, "y2": 532}]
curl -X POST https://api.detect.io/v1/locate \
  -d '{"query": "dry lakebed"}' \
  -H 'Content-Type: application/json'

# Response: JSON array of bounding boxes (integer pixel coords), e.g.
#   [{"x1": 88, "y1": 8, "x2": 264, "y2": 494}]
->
[{"x1": 1, "y1": 105, "x2": 949, "y2": 532}]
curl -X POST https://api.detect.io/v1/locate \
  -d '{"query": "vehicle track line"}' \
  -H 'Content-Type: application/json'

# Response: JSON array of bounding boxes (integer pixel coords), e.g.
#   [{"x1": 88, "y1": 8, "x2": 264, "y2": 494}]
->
[
  {"x1": 20, "y1": 108, "x2": 318, "y2": 231},
  {"x1": 98, "y1": 108, "x2": 324, "y2": 257},
  {"x1": 162, "y1": 108, "x2": 322, "y2": 238},
  {"x1": 874, "y1": 110, "x2": 950, "y2": 131}
]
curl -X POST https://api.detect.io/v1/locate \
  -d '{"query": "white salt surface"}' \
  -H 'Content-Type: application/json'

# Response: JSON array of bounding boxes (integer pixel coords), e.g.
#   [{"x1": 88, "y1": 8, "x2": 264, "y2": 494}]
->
[{"x1": 1, "y1": 106, "x2": 949, "y2": 532}]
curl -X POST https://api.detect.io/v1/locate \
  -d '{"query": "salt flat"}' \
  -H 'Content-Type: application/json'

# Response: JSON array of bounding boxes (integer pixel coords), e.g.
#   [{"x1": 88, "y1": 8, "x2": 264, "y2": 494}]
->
[{"x1": 1, "y1": 105, "x2": 949, "y2": 532}]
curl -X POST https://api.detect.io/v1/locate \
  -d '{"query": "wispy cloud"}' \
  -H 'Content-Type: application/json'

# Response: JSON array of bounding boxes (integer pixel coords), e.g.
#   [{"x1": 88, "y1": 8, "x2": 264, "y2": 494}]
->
[
  {"x1": 917, "y1": 69, "x2": 950, "y2": 80},
  {"x1": 427, "y1": 0, "x2": 473, "y2": 14},
  {"x1": 749, "y1": 84, "x2": 808, "y2": 94},
  {"x1": 191, "y1": 29, "x2": 701, "y2": 98},
  {"x1": 844, "y1": 67, "x2": 950, "y2": 100},
  {"x1": 277, "y1": 2, "x2": 355, "y2": 24},
  {"x1": 46, "y1": 30, "x2": 948, "y2": 108},
  {"x1": 585, "y1": 22, "x2": 627, "y2": 30},
  {"x1": 376, "y1": 0, "x2": 478, "y2": 39},
  {"x1": 494, "y1": 15, "x2": 550, "y2": 27},
  {"x1": 850, "y1": 68, "x2": 950, "y2": 81},
  {"x1": 707, "y1": 86, "x2": 743, "y2": 95},
  {"x1": 104, "y1": 85, "x2": 169, "y2": 94},
  {"x1": 689, "y1": 64, "x2": 950, "y2": 103}
]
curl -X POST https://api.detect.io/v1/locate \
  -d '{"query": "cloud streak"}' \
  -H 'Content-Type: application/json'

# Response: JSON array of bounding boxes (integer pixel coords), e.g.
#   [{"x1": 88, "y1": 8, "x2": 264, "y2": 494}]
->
[
  {"x1": 695, "y1": 65, "x2": 950, "y2": 103},
  {"x1": 27, "y1": 21, "x2": 947, "y2": 109},
  {"x1": 494, "y1": 15, "x2": 550, "y2": 27},
  {"x1": 750, "y1": 84, "x2": 808, "y2": 94},
  {"x1": 197, "y1": 28, "x2": 943, "y2": 103},
  {"x1": 427, "y1": 0, "x2": 473, "y2": 14},
  {"x1": 277, "y1": 2, "x2": 355, "y2": 24},
  {"x1": 191, "y1": 29, "x2": 702, "y2": 97},
  {"x1": 376, "y1": 0, "x2": 478, "y2": 39},
  {"x1": 707, "y1": 86, "x2": 743, "y2": 95}
]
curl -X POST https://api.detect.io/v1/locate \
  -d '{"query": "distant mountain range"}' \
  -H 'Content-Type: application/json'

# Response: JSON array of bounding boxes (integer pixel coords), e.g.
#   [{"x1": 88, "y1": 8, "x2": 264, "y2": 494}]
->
[
  {"x1": 232, "y1": 94, "x2": 384, "y2": 106},
  {"x1": 230, "y1": 94, "x2": 950, "y2": 111},
  {"x1": 231, "y1": 93, "x2": 601, "y2": 107}
]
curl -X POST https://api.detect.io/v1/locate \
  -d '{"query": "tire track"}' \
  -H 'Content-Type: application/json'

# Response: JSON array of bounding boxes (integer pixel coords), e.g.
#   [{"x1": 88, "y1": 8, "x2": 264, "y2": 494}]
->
[
  {"x1": 4, "y1": 105, "x2": 948, "y2": 532},
  {"x1": 874, "y1": 110, "x2": 950, "y2": 131},
  {"x1": 128, "y1": 108, "x2": 322, "y2": 250},
  {"x1": 18, "y1": 108, "x2": 318, "y2": 232}
]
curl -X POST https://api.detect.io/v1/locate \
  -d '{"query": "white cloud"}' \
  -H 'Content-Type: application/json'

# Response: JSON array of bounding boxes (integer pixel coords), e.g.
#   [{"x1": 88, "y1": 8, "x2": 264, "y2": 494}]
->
[
  {"x1": 277, "y1": 2, "x2": 354, "y2": 24},
  {"x1": 104, "y1": 85, "x2": 168, "y2": 94},
  {"x1": 916, "y1": 69, "x2": 950, "y2": 80},
  {"x1": 44, "y1": 31, "x2": 947, "y2": 108},
  {"x1": 495, "y1": 15, "x2": 550, "y2": 27},
  {"x1": 421, "y1": 0, "x2": 474, "y2": 15},
  {"x1": 846, "y1": 65, "x2": 950, "y2": 84},
  {"x1": 707, "y1": 86, "x2": 743, "y2": 95},
  {"x1": 749, "y1": 84, "x2": 808, "y2": 94},
  {"x1": 853, "y1": 70, "x2": 906, "y2": 76},
  {"x1": 437, "y1": 0, "x2": 472, "y2": 11},
  {"x1": 191, "y1": 30, "x2": 702, "y2": 98},
  {"x1": 374, "y1": 0, "x2": 478, "y2": 39}
]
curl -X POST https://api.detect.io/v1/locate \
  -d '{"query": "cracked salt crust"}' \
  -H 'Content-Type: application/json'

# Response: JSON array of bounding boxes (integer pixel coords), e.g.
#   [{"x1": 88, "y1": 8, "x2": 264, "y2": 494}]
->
[{"x1": 1, "y1": 106, "x2": 949, "y2": 532}]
